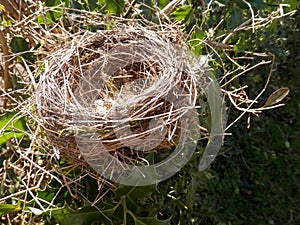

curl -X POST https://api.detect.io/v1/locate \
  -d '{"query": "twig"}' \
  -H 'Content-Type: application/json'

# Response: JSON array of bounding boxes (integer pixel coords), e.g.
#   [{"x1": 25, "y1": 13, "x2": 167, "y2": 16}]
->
[
  {"x1": 0, "y1": 29, "x2": 13, "y2": 107},
  {"x1": 225, "y1": 53, "x2": 275, "y2": 131},
  {"x1": 205, "y1": 40, "x2": 234, "y2": 50},
  {"x1": 16, "y1": 149, "x2": 62, "y2": 184},
  {"x1": 221, "y1": 60, "x2": 272, "y2": 88},
  {"x1": 123, "y1": 0, "x2": 138, "y2": 18},
  {"x1": 0, "y1": 185, "x2": 39, "y2": 203},
  {"x1": 242, "y1": 0, "x2": 255, "y2": 33},
  {"x1": 157, "y1": 0, "x2": 182, "y2": 19}
]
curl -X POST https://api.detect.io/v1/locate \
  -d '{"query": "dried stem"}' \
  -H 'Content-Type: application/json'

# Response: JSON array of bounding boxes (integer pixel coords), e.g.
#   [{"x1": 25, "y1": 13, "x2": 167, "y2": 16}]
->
[{"x1": 0, "y1": 29, "x2": 13, "y2": 107}]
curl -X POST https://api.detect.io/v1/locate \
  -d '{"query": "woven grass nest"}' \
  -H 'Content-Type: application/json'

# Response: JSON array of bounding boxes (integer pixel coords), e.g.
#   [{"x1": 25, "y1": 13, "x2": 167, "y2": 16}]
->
[{"x1": 36, "y1": 26, "x2": 207, "y2": 181}]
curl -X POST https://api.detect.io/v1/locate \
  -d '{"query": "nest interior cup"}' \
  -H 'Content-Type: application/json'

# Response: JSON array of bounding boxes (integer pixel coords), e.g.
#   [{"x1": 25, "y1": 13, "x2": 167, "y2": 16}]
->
[{"x1": 37, "y1": 26, "x2": 206, "y2": 184}]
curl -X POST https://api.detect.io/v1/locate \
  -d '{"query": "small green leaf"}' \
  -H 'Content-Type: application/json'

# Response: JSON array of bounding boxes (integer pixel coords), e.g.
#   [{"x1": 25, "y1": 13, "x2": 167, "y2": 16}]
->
[
  {"x1": 0, "y1": 111, "x2": 27, "y2": 145},
  {"x1": 10, "y1": 36, "x2": 29, "y2": 53},
  {"x1": 70, "y1": 0, "x2": 83, "y2": 10},
  {"x1": 37, "y1": 189, "x2": 56, "y2": 202},
  {"x1": 45, "y1": 0, "x2": 61, "y2": 7},
  {"x1": 189, "y1": 28, "x2": 206, "y2": 55},
  {"x1": 87, "y1": 0, "x2": 99, "y2": 11},
  {"x1": 0, "y1": 204, "x2": 21, "y2": 216},
  {"x1": 105, "y1": 0, "x2": 125, "y2": 15},
  {"x1": 157, "y1": 0, "x2": 169, "y2": 9},
  {"x1": 263, "y1": 87, "x2": 290, "y2": 107},
  {"x1": 10, "y1": 36, "x2": 35, "y2": 63},
  {"x1": 51, "y1": 206, "x2": 113, "y2": 225},
  {"x1": 171, "y1": 5, "x2": 192, "y2": 21},
  {"x1": 231, "y1": 7, "x2": 242, "y2": 29},
  {"x1": 249, "y1": 0, "x2": 266, "y2": 10}
]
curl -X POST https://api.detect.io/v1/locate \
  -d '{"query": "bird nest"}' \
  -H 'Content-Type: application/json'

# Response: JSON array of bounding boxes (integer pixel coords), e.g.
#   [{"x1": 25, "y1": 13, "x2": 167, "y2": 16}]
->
[{"x1": 36, "y1": 26, "x2": 207, "y2": 181}]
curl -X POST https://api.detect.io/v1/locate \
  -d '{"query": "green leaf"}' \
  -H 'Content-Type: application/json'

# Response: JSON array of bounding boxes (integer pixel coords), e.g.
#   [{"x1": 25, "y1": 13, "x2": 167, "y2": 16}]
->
[
  {"x1": 37, "y1": 189, "x2": 56, "y2": 202},
  {"x1": 51, "y1": 206, "x2": 115, "y2": 225},
  {"x1": 40, "y1": 0, "x2": 65, "y2": 24},
  {"x1": 263, "y1": 87, "x2": 290, "y2": 107},
  {"x1": 186, "y1": 174, "x2": 198, "y2": 210},
  {"x1": 51, "y1": 198, "x2": 122, "y2": 225},
  {"x1": 157, "y1": 0, "x2": 169, "y2": 9},
  {"x1": 37, "y1": 9, "x2": 63, "y2": 24},
  {"x1": 0, "y1": 111, "x2": 27, "y2": 145},
  {"x1": 10, "y1": 36, "x2": 35, "y2": 63},
  {"x1": 171, "y1": 5, "x2": 192, "y2": 21},
  {"x1": 70, "y1": 0, "x2": 83, "y2": 10},
  {"x1": 112, "y1": 185, "x2": 158, "y2": 214},
  {"x1": 189, "y1": 28, "x2": 206, "y2": 55},
  {"x1": 87, "y1": 0, "x2": 99, "y2": 11},
  {"x1": 133, "y1": 216, "x2": 171, "y2": 225},
  {"x1": 0, "y1": 204, "x2": 21, "y2": 216},
  {"x1": 249, "y1": 0, "x2": 266, "y2": 10},
  {"x1": 283, "y1": 0, "x2": 300, "y2": 10},
  {"x1": 45, "y1": 0, "x2": 61, "y2": 6},
  {"x1": 10, "y1": 36, "x2": 29, "y2": 53},
  {"x1": 105, "y1": 0, "x2": 125, "y2": 15},
  {"x1": 113, "y1": 184, "x2": 157, "y2": 201},
  {"x1": 231, "y1": 7, "x2": 242, "y2": 29}
]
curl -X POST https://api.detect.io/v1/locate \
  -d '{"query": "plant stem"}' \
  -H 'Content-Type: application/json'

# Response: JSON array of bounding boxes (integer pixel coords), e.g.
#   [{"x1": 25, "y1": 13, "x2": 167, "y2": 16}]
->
[{"x1": 121, "y1": 196, "x2": 127, "y2": 225}]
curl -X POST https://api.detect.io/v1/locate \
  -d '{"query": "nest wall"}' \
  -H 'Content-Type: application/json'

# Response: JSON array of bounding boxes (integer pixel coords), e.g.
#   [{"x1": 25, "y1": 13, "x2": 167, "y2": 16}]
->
[{"x1": 36, "y1": 26, "x2": 206, "y2": 175}]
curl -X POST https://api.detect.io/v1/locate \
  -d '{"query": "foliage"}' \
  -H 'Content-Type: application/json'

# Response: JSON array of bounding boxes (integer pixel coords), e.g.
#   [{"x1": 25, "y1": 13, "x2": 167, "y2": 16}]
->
[
  {"x1": 0, "y1": 111, "x2": 27, "y2": 145},
  {"x1": 0, "y1": 0, "x2": 299, "y2": 224}
]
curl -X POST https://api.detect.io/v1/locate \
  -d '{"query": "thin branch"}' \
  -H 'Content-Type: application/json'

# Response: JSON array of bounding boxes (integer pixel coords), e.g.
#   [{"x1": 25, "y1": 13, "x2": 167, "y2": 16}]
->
[
  {"x1": 225, "y1": 53, "x2": 275, "y2": 131},
  {"x1": 123, "y1": 0, "x2": 138, "y2": 18},
  {"x1": 221, "y1": 60, "x2": 272, "y2": 88},
  {"x1": 157, "y1": 0, "x2": 182, "y2": 19},
  {"x1": 242, "y1": 0, "x2": 255, "y2": 33},
  {"x1": 0, "y1": 29, "x2": 13, "y2": 107}
]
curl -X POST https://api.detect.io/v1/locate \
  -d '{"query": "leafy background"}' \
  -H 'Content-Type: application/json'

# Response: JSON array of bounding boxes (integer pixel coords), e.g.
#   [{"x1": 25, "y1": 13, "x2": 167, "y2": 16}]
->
[{"x1": 0, "y1": 0, "x2": 299, "y2": 224}]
